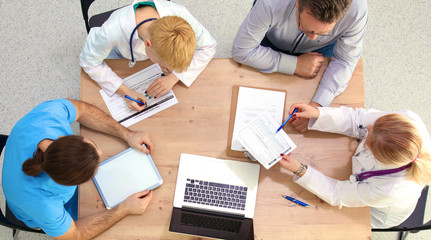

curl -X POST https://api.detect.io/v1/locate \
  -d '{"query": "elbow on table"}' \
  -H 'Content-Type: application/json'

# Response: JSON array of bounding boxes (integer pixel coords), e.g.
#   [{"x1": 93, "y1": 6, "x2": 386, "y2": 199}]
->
[{"x1": 231, "y1": 44, "x2": 249, "y2": 64}]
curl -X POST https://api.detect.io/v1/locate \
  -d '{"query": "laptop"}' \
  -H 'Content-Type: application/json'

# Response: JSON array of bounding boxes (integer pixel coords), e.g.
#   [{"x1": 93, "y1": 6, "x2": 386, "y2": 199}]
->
[{"x1": 169, "y1": 153, "x2": 260, "y2": 240}]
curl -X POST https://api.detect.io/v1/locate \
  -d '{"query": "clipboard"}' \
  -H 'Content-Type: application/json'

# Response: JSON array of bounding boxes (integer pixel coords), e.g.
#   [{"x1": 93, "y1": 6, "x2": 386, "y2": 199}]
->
[{"x1": 226, "y1": 85, "x2": 287, "y2": 158}]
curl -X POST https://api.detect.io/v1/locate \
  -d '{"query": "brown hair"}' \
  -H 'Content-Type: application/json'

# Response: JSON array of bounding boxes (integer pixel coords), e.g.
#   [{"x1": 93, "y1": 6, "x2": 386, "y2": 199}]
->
[
  {"x1": 367, "y1": 114, "x2": 431, "y2": 184},
  {"x1": 148, "y1": 16, "x2": 196, "y2": 72},
  {"x1": 22, "y1": 135, "x2": 100, "y2": 186},
  {"x1": 298, "y1": 0, "x2": 352, "y2": 23}
]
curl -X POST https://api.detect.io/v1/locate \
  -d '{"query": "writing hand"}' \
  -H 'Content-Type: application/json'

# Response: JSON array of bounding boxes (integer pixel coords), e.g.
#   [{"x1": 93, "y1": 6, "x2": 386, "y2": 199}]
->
[
  {"x1": 288, "y1": 102, "x2": 321, "y2": 133},
  {"x1": 117, "y1": 85, "x2": 147, "y2": 112}
]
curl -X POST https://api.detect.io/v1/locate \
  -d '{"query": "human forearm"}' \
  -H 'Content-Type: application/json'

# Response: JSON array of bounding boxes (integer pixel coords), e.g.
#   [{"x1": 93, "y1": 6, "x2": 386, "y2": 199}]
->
[
  {"x1": 74, "y1": 190, "x2": 153, "y2": 239},
  {"x1": 81, "y1": 62, "x2": 124, "y2": 97},
  {"x1": 308, "y1": 106, "x2": 371, "y2": 138},
  {"x1": 294, "y1": 166, "x2": 342, "y2": 207},
  {"x1": 311, "y1": 61, "x2": 355, "y2": 107},
  {"x1": 232, "y1": 0, "x2": 289, "y2": 74},
  {"x1": 69, "y1": 99, "x2": 131, "y2": 141},
  {"x1": 73, "y1": 205, "x2": 128, "y2": 240},
  {"x1": 80, "y1": 26, "x2": 123, "y2": 97}
]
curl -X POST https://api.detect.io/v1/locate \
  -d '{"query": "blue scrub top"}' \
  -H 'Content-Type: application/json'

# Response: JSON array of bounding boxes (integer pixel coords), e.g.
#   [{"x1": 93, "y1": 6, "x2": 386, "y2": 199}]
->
[{"x1": 2, "y1": 99, "x2": 77, "y2": 237}]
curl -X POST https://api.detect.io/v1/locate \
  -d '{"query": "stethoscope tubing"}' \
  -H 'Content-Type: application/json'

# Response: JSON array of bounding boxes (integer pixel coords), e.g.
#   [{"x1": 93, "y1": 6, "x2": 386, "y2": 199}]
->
[{"x1": 129, "y1": 18, "x2": 158, "y2": 68}]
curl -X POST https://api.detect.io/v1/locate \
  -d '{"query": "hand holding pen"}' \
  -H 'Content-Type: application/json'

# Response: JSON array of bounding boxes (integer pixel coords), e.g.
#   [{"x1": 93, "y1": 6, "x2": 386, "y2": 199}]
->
[
  {"x1": 116, "y1": 84, "x2": 147, "y2": 112},
  {"x1": 275, "y1": 108, "x2": 299, "y2": 133},
  {"x1": 125, "y1": 95, "x2": 147, "y2": 111},
  {"x1": 288, "y1": 103, "x2": 320, "y2": 120}
]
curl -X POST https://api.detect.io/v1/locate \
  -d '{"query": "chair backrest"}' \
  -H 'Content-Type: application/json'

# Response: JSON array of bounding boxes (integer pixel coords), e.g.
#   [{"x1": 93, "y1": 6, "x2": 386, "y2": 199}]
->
[
  {"x1": 0, "y1": 208, "x2": 21, "y2": 231},
  {"x1": 0, "y1": 134, "x2": 10, "y2": 227},
  {"x1": 80, "y1": 0, "x2": 125, "y2": 33},
  {"x1": 372, "y1": 185, "x2": 431, "y2": 232},
  {"x1": 80, "y1": 0, "x2": 97, "y2": 33},
  {"x1": 0, "y1": 134, "x2": 7, "y2": 155}
]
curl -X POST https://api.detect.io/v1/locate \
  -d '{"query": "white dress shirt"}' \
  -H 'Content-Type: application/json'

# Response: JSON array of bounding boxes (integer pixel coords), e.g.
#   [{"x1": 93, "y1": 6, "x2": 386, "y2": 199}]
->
[
  {"x1": 80, "y1": 0, "x2": 217, "y2": 96},
  {"x1": 232, "y1": 0, "x2": 368, "y2": 106},
  {"x1": 294, "y1": 107, "x2": 430, "y2": 228}
]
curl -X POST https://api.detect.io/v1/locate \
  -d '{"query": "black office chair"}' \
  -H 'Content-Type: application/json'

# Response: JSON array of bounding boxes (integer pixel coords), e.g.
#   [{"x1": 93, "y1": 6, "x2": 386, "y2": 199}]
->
[
  {"x1": 372, "y1": 185, "x2": 431, "y2": 240},
  {"x1": 80, "y1": 0, "x2": 172, "y2": 33},
  {"x1": 80, "y1": 0, "x2": 121, "y2": 33},
  {"x1": 0, "y1": 134, "x2": 45, "y2": 239}
]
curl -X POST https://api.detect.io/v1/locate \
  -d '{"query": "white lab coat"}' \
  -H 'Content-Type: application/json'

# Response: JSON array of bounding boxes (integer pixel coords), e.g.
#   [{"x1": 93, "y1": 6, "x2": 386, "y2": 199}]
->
[
  {"x1": 79, "y1": 0, "x2": 217, "y2": 96},
  {"x1": 294, "y1": 106, "x2": 430, "y2": 228}
]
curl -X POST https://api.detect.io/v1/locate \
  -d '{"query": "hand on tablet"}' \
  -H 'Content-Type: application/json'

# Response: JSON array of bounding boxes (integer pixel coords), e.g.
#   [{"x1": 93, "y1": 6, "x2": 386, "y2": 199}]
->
[
  {"x1": 121, "y1": 190, "x2": 153, "y2": 215},
  {"x1": 126, "y1": 132, "x2": 153, "y2": 154}
]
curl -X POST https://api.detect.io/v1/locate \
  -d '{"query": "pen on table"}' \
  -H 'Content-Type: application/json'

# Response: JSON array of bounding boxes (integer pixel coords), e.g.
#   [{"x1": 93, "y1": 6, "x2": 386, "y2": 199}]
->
[
  {"x1": 281, "y1": 195, "x2": 309, "y2": 207},
  {"x1": 275, "y1": 108, "x2": 298, "y2": 133},
  {"x1": 125, "y1": 95, "x2": 147, "y2": 107}
]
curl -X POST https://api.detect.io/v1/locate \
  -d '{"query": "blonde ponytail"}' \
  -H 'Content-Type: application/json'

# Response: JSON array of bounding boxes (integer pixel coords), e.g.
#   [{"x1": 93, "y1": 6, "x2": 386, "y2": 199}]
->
[
  {"x1": 409, "y1": 150, "x2": 431, "y2": 184},
  {"x1": 368, "y1": 113, "x2": 431, "y2": 184}
]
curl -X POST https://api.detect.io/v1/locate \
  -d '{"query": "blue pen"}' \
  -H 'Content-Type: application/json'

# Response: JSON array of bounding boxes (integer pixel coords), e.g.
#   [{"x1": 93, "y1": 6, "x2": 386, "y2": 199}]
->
[
  {"x1": 275, "y1": 108, "x2": 298, "y2": 133},
  {"x1": 281, "y1": 195, "x2": 309, "y2": 207},
  {"x1": 125, "y1": 95, "x2": 146, "y2": 107}
]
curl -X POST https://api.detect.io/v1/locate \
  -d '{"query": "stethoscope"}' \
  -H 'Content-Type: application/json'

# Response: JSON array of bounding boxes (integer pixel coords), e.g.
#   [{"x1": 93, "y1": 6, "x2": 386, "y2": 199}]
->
[{"x1": 128, "y1": 18, "x2": 158, "y2": 68}]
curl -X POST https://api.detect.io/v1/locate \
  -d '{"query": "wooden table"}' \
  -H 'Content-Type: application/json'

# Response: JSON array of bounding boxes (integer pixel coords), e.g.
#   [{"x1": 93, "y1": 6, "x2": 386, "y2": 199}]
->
[{"x1": 79, "y1": 58, "x2": 370, "y2": 239}]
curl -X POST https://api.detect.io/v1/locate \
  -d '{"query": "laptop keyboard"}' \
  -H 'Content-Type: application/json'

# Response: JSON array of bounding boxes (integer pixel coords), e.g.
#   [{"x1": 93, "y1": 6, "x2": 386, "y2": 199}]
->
[
  {"x1": 181, "y1": 212, "x2": 242, "y2": 233},
  {"x1": 184, "y1": 179, "x2": 247, "y2": 210}
]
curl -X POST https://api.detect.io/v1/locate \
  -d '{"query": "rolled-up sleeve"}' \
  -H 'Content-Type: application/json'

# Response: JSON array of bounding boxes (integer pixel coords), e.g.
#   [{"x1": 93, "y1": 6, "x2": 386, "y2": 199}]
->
[
  {"x1": 312, "y1": 10, "x2": 368, "y2": 106},
  {"x1": 294, "y1": 166, "x2": 399, "y2": 208},
  {"x1": 232, "y1": 0, "x2": 297, "y2": 75},
  {"x1": 79, "y1": 22, "x2": 123, "y2": 96},
  {"x1": 308, "y1": 106, "x2": 381, "y2": 138}
]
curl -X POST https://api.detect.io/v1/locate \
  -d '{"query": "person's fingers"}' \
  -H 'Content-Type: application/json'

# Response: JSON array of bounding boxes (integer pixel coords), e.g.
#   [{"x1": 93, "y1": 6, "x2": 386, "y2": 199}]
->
[
  {"x1": 129, "y1": 134, "x2": 153, "y2": 154},
  {"x1": 136, "y1": 97, "x2": 147, "y2": 106},
  {"x1": 129, "y1": 101, "x2": 145, "y2": 111},
  {"x1": 151, "y1": 86, "x2": 165, "y2": 98},
  {"x1": 143, "y1": 140, "x2": 153, "y2": 153},
  {"x1": 146, "y1": 81, "x2": 157, "y2": 93},
  {"x1": 290, "y1": 118, "x2": 302, "y2": 127},
  {"x1": 290, "y1": 118, "x2": 309, "y2": 132},
  {"x1": 298, "y1": 121, "x2": 309, "y2": 133},
  {"x1": 317, "y1": 55, "x2": 325, "y2": 61},
  {"x1": 154, "y1": 88, "x2": 168, "y2": 98},
  {"x1": 293, "y1": 112, "x2": 307, "y2": 119},
  {"x1": 137, "y1": 190, "x2": 150, "y2": 197},
  {"x1": 140, "y1": 190, "x2": 153, "y2": 201},
  {"x1": 289, "y1": 104, "x2": 300, "y2": 114},
  {"x1": 135, "y1": 144, "x2": 150, "y2": 154},
  {"x1": 147, "y1": 83, "x2": 163, "y2": 98},
  {"x1": 287, "y1": 115, "x2": 295, "y2": 123}
]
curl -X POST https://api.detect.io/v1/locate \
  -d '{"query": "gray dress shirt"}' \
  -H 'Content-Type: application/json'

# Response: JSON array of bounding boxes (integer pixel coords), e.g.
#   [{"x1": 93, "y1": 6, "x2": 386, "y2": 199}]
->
[{"x1": 232, "y1": 0, "x2": 368, "y2": 106}]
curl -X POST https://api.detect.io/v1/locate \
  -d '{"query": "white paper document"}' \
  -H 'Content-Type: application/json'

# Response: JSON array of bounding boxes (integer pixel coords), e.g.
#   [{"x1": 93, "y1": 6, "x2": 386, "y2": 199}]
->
[
  {"x1": 100, "y1": 64, "x2": 178, "y2": 127},
  {"x1": 235, "y1": 111, "x2": 296, "y2": 169},
  {"x1": 231, "y1": 87, "x2": 286, "y2": 151}
]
